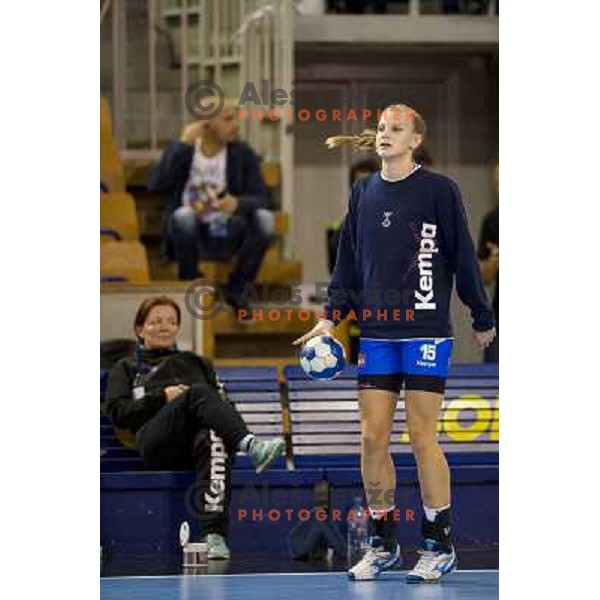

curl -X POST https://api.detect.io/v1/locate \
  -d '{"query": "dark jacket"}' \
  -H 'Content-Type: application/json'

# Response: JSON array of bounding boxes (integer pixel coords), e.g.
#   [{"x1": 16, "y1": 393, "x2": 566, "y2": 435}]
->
[
  {"x1": 105, "y1": 348, "x2": 221, "y2": 433},
  {"x1": 148, "y1": 140, "x2": 271, "y2": 218}
]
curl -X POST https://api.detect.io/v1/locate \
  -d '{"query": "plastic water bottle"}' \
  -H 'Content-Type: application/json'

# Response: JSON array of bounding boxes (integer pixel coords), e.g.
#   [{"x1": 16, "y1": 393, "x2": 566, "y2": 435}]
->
[
  {"x1": 347, "y1": 496, "x2": 369, "y2": 567},
  {"x1": 208, "y1": 213, "x2": 230, "y2": 238}
]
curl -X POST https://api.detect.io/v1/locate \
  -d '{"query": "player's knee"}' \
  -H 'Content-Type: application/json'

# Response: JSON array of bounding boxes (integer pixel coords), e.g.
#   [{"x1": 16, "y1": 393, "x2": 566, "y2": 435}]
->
[
  {"x1": 407, "y1": 426, "x2": 437, "y2": 454},
  {"x1": 361, "y1": 429, "x2": 389, "y2": 457}
]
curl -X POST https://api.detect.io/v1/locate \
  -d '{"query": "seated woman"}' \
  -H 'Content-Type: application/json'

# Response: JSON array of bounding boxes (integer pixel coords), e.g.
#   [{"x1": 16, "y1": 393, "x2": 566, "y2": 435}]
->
[{"x1": 105, "y1": 295, "x2": 285, "y2": 560}]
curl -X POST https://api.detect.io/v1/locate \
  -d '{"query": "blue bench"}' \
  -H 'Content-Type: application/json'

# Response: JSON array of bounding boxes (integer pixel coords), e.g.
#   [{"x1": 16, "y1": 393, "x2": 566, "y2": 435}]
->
[
  {"x1": 101, "y1": 363, "x2": 499, "y2": 562},
  {"x1": 216, "y1": 367, "x2": 284, "y2": 435},
  {"x1": 101, "y1": 468, "x2": 324, "y2": 558},
  {"x1": 216, "y1": 366, "x2": 285, "y2": 470}
]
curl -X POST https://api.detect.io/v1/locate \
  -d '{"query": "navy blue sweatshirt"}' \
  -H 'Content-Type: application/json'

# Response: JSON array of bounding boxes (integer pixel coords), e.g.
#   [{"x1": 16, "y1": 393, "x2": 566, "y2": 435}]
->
[{"x1": 325, "y1": 168, "x2": 495, "y2": 339}]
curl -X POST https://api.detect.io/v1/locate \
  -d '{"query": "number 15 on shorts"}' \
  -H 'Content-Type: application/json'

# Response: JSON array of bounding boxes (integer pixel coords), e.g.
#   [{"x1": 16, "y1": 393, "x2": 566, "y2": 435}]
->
[
  {"x1": 420, "y1": 344, "x2": 437, "y2": 361},
  {"x1": 404, "y1": 338, "x2": 452, "y2": 376}
]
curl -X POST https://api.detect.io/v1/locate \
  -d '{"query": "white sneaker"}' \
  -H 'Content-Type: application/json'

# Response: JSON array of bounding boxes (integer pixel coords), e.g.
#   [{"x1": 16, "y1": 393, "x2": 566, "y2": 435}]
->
[
  {"x1": 348, "y1": 537, "x2": 401, "y2": 581},
  {"x1": 405, "y1": 539, "x2": 457, "y2": 583}
]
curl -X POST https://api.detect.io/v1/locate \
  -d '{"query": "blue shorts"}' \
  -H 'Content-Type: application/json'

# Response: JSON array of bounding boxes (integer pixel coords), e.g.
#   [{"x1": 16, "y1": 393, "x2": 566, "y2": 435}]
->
[{"x1": 357, "y1": 338, "x2": 453, "y2": 394}]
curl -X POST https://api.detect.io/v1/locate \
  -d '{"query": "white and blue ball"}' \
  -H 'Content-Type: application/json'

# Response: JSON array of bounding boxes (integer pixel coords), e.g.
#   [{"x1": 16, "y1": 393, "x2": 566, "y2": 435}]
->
[{"x1": 299, "y1": 335, "x2": 346, "y2": 380}]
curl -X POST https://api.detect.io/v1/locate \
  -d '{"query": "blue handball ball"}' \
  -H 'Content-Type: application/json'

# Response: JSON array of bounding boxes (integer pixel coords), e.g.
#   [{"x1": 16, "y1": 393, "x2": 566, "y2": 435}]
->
[{"x1": 299, "y1": 335, "x2": 346, "y2": 380}]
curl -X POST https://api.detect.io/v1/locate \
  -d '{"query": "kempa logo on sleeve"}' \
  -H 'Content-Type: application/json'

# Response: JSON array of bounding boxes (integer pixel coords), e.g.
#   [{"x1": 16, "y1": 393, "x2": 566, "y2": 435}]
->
[{"x1": 415, "y1": 222, "x2": 438, "y2": 310}]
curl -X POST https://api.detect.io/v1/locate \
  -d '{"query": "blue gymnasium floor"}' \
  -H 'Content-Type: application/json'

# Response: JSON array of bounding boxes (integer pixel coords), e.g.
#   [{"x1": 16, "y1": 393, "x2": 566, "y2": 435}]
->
[{"x1": 101, "y1": 570, "x2": 499, "y2": 600}]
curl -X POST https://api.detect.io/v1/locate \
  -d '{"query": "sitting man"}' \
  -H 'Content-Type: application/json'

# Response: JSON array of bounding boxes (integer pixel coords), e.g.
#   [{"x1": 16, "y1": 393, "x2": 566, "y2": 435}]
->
[{"x1": 148, "y1": 97, "x2": 273, "y2": 314}]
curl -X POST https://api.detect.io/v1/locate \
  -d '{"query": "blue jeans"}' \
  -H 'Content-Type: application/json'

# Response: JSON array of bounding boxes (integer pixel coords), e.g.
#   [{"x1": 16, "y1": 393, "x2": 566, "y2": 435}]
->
[{"x1": 170, "y1": 206, "x2": 274, "y2": 303}]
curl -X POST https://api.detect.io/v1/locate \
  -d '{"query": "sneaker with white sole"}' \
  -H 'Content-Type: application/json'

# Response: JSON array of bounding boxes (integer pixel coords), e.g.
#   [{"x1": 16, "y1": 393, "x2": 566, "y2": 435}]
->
[
  {"x1": 405, "y1": 539, "x2": 457, "y2": 583},
  {"x1": 248, "y1": 437, "x2": 286, "y2": 473},
  {"x1": 203, "y1": 533, "x2": 231, "y2": 560},
  {"x1": 348, "y1": 536, "x2": 402, "y2": 581}
]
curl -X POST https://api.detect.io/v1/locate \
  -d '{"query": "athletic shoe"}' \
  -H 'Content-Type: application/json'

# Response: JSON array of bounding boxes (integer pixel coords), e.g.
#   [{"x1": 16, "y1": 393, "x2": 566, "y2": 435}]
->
[
  {"x1": 248, "y1": 437, "x2": 286, "y2": 473},
  {"x1": 348, "y1": 536, "x2": 402, "y2": 581},
  {"x1": 203, "y1": 533, "x2": 231, "y2": 560},
  {"x1": 405, "y1": 539, "x2": 457, "y2": 583}
]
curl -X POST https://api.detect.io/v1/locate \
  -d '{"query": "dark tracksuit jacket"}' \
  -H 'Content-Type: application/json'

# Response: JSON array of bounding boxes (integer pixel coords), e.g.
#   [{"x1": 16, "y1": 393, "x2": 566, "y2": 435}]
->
[
  {"x1": 326, "y1": 169, "x2": 495, "y2": 339},
  {"x1": 105, "y1": 349, "x2": 249, "y2": 537}
]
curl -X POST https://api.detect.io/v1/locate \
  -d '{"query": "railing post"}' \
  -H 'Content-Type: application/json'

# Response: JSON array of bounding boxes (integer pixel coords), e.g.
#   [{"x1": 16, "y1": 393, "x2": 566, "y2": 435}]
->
[
  {"x1": 181, "y1": 0, "x2": 189, "y2": 127},
  {"x1": 100, "y1": 0, "x2": 112, "y2": 25},
  {"x1": 199, "y1": 0, "x2": 207, "y2": 81},
  {"x1": 213, "y1": 0, "x2": 221, "y2": 84},
  {"x1": 279, "y1": 0, "x2": 294, "y2": 258},
  {"x1": 222, "y1": 0, "x2": 229, "y2": 58},
  {"x1": 112, "y1": 0, "x2": 127, "y2": 148},
  {"x1": 249, "y1": 21, "x2": 260, "y2": 150},
  {"x1": 148, "y1": 0, "x2": 158, "y2": 149},
  {"x1": 263, "y1": 1, "x2": 271, "y2": 108},
  {"x1": 273, "y1": 0, "x2": 280, "y2": 97},
  {"x1": 239, "y1": 0, "x2": 248, "y2": 140}
]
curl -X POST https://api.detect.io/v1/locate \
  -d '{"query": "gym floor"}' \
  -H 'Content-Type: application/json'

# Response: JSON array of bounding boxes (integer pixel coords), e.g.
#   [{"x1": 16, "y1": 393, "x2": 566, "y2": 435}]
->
[
  {"x1": 101, "y1": 570, "x2": 499, "y2": 600},
  {"x1": 101, "y1": 548, "x2": 499, "y2": 599}
]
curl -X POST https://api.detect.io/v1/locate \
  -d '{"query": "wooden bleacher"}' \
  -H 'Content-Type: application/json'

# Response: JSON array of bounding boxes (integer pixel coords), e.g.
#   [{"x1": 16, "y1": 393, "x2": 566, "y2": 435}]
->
[
  {"x1": 100, "y1": 240, "x2": 150, "y2": 283},
  {"x1": 100, "y1": 97, "x2": 125, "y2": 193},
  {"x1": 100, "y1": 99, "x2": 149, "y2": 284},
  {"x1": 100, "y1": 192, "x2": 140, "y2": 241}
]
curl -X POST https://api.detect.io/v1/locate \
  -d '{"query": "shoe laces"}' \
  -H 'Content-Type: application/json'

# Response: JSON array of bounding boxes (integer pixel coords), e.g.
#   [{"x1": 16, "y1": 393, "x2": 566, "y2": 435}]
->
[
  {"x1": 206, "y1": 533, "x2": 224, "y2": 545},
  {"x1": 360, "y1": 538, "x2": 388, "y2": 564},
  {"x1": 412, "y1": 549, "x2": 439, "y2": 573},
  {"x1": 361, "y1": 547, "x2": 379, "y2": 565}
]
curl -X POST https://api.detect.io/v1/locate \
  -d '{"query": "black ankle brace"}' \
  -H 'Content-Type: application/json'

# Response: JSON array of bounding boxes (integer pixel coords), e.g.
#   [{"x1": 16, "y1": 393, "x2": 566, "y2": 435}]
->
[{"x1": 421, "y1": 507, "x2": 452, "y2": 550}]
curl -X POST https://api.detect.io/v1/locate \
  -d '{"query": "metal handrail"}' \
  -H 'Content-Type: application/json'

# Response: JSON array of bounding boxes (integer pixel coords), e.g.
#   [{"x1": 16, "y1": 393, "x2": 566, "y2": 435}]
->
[{"x1": 100, "y1": 0, "x2": 112, "y2": 24}]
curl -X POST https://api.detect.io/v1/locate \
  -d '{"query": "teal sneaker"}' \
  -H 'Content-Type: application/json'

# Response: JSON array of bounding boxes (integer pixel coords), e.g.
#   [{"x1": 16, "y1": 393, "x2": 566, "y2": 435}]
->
[
  {"x1": 203, "y1": 533, "x2": 231, "y2": 560},
  {"x1": 249, "y1": 437, "x2": 285, "y2": 473}
]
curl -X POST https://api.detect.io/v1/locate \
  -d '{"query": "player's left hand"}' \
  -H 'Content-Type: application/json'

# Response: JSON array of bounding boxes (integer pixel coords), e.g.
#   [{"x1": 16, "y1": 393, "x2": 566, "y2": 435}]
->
[
  {"x1": 474, "y1": 327, "x2": 496, "y2": 350},
  {"x1": 215, "y1": 195, "x2": 239, "y2": 214}
]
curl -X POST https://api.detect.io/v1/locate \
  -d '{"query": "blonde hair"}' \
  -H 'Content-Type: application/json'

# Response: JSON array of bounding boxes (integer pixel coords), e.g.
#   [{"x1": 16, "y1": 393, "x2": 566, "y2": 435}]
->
[{"x1": 325, "y1": 103, "x2": 426, "y2": 152}]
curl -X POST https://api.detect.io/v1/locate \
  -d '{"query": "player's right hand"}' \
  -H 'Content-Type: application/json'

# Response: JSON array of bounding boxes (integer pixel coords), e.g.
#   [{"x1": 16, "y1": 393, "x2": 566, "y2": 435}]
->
[
  {"x1": 292, "y1": 320, "x2": 335, "y2": 346},
  {"x1": 474, "y1": 327, "x2": 496, "y2": 350},
  {"x1": 180, "y1": 121, "x2": 205, "y2": 145}
]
